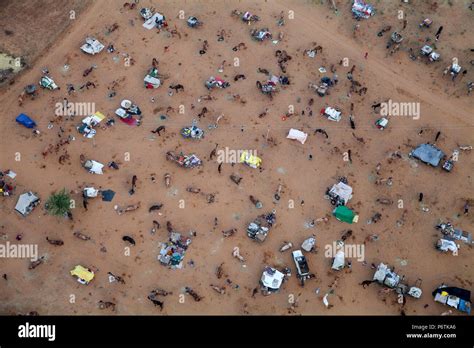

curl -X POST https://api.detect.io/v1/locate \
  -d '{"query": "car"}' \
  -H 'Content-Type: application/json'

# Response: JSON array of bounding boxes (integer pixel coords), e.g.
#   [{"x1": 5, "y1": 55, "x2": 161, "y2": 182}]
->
[{"x1": 292, "y1": 250, "x2": 312, "y2": 286}]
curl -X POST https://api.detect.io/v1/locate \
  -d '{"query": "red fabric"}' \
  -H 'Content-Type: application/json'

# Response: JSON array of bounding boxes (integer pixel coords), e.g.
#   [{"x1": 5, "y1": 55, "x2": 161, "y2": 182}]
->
[{"x1": 119, "y1": 117, "x2": 138, "y2": 126}]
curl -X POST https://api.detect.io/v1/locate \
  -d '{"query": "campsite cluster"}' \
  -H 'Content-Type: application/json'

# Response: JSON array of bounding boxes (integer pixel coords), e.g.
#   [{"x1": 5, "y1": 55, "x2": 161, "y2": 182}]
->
[{"x1": 1, "y1": 1, "x2": 473, "y2": 315}]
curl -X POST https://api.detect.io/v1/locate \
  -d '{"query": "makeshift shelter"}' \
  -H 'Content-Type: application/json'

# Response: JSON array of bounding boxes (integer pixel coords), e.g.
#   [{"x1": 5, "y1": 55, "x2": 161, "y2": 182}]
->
[
  {"x1": 433, "y1": 286, "x2": 471, "y2": 314},
  {"x1": 421, "y1": 45, "x2": 440, "y2": 62},
  {"x1": 70, "y1": 265, "x2": 95, "y2": 285},
  {"x1": 83, "y1": 160, "x2": 104, "y2": 174},
  {"x1": 322, "y1": 107, "x2": 342, "y2": 122},
  {"x1": 143, "y1": 13, "x2": 166, "y2": 30},
  {"x1": 39, "y1": 76, "x2": 58, "y2": 90},
  {"x1": 410, "y1": 143, "x2": 445, "y2": 167},
  {"x1": 140, "y1": 8, "x2": 153, "y2": 20},
  {"x1": 333, "y1": 205, "x2": 358, "y2": 224},
  {"x1": 375, "y1": 117, "x2": 388, "y2": 130},
  {"x1": 251, "y1": 28, "x2": 272, "y2": 41},
  {"x1": 144, "y1": 67, "x2": 161, "y2": 89},
  {"x1": 247, "y1": 211, "x2": 276, "y2": 242},
  {"x1": 287, "y1": 129, "x2": 308, "y2": 144},
  {"x1": 260, "y1": 267, "x2": 285, "y2": 294},
  {"x1": 240, "y1": 151, "x2": 262, "y2": 169},
  {"x1": 301, "y1": 236, "x2": 316, "y2": 252},
  {"x1": 83, "y1": 187, "x2": 99, "y2": 198},
  {"x1": 373, "y1": 263, "x2": 423, "y2": 298},
  {"x1": 436, "y1": 222, "x2": 472, "y2": 245},
  {"x1": 80, "y1": 37, "x2": 105, "y2": 55},
  {"x1": 115, "y1": 101, "x2": 142, "y2": 126},
  {"x1": 16, "y1": 114, "x2": 36, "y2": 129},
  {"x1": 15, "y1": 191, "x2": 40, "y2": 216},
  {"x1": 450, "y1": 63, "x2": 462, "y2": 75},
  {"x1": 101, "y1": 190, "x2": 115, "y2": 202},
  {"x1": 81, "y1": 112, "x2": 105, "y2": 128},
  {"x1": 77, "y1": 111, "x2": 105, "y2": 138},
  {"x1": 158, "y1": 232, "x2": 192, "y2": 269},
  {"x1": 436, "y1": 238, "x2": 458, "y2": 255},
  {"x1": 352, "y1": 0, "x2": 375, "y2": 19},
  {"x1": 332, "y1": 249, "x2": 345, "y2": 271},
  {"x1": 187, "y1": 16, "x2": 201, "y2": 28},
  {"x1": 181, "y1": 125, "x2": 204, "y2": 139},
  {"x1": 373, "y1": 263, "x2": 400, "y2": 288},
  {"x1": 327, "y1": 181, "x2": 353, "y2": 206},
  {"x1": 0, "y1": 180, "x2": 14, "y2": 196}
]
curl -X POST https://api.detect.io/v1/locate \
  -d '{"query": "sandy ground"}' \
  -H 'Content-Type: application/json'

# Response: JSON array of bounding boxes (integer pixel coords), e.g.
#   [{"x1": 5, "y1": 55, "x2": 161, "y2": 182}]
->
[
  {"x1": 0, "y1": 0, "x2": 92, "y2": 84},
  {"x1": 0, "y1": 0, "x2": 473, "y2": 315}
]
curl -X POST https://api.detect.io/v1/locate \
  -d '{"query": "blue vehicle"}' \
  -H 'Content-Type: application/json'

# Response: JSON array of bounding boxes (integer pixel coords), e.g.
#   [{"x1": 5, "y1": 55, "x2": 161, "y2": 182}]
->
[{"x1": 16, "y1": 114, "x2": 36, "y2": 129}]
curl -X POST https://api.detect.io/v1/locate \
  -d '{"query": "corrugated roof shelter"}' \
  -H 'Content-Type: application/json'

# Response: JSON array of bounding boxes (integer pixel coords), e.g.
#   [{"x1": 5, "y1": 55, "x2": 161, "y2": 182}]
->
[{"x1": 410, "y1": 143, "x2": 445, "y2": 167}]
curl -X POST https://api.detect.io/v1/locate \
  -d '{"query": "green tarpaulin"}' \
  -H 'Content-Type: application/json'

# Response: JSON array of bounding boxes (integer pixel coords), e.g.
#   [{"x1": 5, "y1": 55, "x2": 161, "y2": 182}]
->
[{"x1": 333, "y1": 206, "x2": 357, "y2": 224}]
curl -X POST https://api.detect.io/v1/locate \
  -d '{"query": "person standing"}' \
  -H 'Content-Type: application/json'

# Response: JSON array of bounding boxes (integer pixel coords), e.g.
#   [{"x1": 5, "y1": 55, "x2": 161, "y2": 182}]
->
[{"x1": 435, "y1": 26, "x2": 443, "y2": 41}]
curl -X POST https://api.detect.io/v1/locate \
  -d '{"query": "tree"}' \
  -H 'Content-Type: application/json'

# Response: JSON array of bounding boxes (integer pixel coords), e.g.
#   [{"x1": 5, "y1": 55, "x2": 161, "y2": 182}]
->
[{"x1": 45, "y1": 189, "x2": 71, "y2": 217}]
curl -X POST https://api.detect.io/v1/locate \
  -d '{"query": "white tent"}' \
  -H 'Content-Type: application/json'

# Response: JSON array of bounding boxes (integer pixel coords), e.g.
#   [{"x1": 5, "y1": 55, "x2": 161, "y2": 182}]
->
[
  {"x1": 437, "y1": 239, "x2": 458, "y2": 255},
  {"x1": 287, "y1": 129, "x2": 308, "y2": 144},
  {"x1": 261, "y1": 267, "x2": 284, "y2": 290},
  {"x1": 329, "y1": 182, "x2": 353, "y2": 204},
  {"x1": 332, "y1": 250, "x2": 345, "y2": 270},
  {"x1": 144, "y1": 74, "x2": 161, "y2": 88},
  {"x1": 84, "y1": 160, "x2": 104, "y2": 174},
  {"x1": 81, "y1": 38, "x2": 105, "y2": 55},
  {"x1": 301, "y1": 236, "x2": 316, "y2": 252},
  {"x1": 143, "y1": 13, "x2": 165, "y2": 30},
  {"x1": 82, "y1": 112, "x2": 105, "y2": 127},
  {"x1": 324, "y1": 107, "x2": 342, "y2": 122},
  {"x1": 84, "y1": 187, "x2": 99, "y2": 198},
  {"x1": 15, "y1": 192, "x2": 40, "y2": 216}
]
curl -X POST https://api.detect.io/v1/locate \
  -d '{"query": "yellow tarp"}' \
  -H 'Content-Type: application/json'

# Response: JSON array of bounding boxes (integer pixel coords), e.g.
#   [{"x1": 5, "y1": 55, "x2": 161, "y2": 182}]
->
[
  {"x1": 70, "y1": 265, "x2": 94, "y2": 282},
  {"x1": 93, "y1": 111, "x2": 106, "y2": 121},
  {"x1": 239, "y1": 151, "x2": 262, "y2": 168}
]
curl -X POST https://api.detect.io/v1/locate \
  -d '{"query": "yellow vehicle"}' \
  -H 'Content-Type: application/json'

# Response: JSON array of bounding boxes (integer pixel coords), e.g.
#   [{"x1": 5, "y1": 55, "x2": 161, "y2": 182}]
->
[
  {"x1": 70, "y1": 265, "x2": 95, "y2": 285},
  {"x1": 239, "y1": 151, "x2": 262, "y2": 169}
]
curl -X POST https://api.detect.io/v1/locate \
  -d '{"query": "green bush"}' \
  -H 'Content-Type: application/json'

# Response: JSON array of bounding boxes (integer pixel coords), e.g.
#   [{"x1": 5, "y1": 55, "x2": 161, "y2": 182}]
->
[{"x1": 46, "y1": 189, "x2": 71, "y2": 216}]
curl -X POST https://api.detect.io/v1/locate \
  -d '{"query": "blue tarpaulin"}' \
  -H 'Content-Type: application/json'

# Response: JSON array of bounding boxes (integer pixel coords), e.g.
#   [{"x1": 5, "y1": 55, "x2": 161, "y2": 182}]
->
[
  {"x1": 16, "y1": 114, "x2": 36, "y2": 129},
  {"x1": 410, "y1": 144, "x2": 445, "y2": 167},
  {"x1": 101, "y1": 190, "x2": 115, "y2": 202}
]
